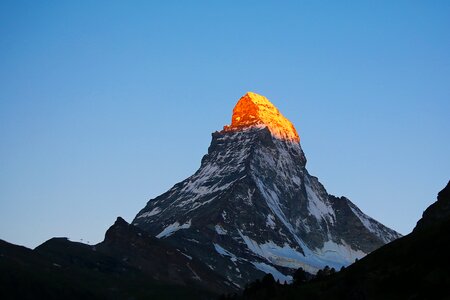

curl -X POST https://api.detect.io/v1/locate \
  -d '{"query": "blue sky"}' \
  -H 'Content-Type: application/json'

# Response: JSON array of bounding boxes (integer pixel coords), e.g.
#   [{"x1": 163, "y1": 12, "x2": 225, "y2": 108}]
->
[{"x1": 1, "y1": 1, "x2": 449, "y2": 248}]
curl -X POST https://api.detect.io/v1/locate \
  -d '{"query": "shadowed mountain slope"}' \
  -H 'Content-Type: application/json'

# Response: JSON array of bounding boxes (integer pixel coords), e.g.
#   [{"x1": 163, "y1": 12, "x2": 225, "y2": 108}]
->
[
  {"x1": 236, "y1": 181, "x2": 450, "y2": 300},
  {"x1": 0, "y1": 217, "x2": 231, "y2": 300}
]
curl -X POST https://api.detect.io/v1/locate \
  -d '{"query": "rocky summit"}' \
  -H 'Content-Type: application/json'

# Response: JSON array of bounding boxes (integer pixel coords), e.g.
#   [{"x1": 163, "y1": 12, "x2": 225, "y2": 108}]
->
[{"x1": 133, "y1": 92, "x2": 401, "y2": 288}]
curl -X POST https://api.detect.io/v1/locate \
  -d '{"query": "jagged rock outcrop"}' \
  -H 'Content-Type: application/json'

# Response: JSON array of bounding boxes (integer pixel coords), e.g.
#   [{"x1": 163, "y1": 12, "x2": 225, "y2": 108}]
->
[{"x1": 415, "y1": 181, "x2": 450, "y2": 232}]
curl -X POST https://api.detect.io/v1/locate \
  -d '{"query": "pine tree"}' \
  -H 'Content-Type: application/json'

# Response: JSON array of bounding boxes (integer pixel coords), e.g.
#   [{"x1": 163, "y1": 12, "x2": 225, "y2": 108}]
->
[{"x1": 293, "y1": 267, "x2": 307, "y2": 285}]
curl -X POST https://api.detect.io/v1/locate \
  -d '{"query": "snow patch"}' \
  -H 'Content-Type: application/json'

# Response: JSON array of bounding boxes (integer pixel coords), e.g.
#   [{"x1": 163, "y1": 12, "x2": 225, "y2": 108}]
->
[
  {"x1": 292, "y1": 176, "x2": 301, "y2": 186},
  {"x1": 239, "y1": 231, "x2": 318, "y2": 273},
  {"x1": 214, "y1": 243, "x2": 238, "y2": 262},
  {"x1": 252, "y1": 262, "x2": 292, "y2": 283},
  {"x1": 266, "y1": 214, "x2": 276, "y2": 229},
  {"x1": 137, "y1": 207, "x2": 161, "y2": 218},
  {"x1": 238, "y1": 231, "x2": 365, "y2": 273},
  {"x1": 244, "y1": 188, "x2": 255, "y2": 206},
  {"x1": 186, "y1": 263, "x2": 201, "y2": 281},
  {"x1": 305, "y1": 184, "x2": 335, "y2": 224},
  {"x1": 348, "y1": 205, "x2": 397, "y2": 243},
  {"x1": 215, "y1": 224, "x2": 228, "y2": 235},
  {"x1": 315, "y1": 240, "x2": 366, "y2": 266},
  {"x1": 253, "y1": 177, "x2": 311, "y2": 254},
  {"x1": 177, "y1": 249, "x2": 193, "y2": 260},
  {"x1": 156, "y1": 220, "x2": 191, "y2": 238}
]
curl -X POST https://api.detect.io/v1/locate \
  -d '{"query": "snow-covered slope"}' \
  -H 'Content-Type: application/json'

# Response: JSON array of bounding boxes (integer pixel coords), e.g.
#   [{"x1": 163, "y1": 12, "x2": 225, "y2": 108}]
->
[{"x1": 133, "y1": 92, "x2": 401, "y2": 287}]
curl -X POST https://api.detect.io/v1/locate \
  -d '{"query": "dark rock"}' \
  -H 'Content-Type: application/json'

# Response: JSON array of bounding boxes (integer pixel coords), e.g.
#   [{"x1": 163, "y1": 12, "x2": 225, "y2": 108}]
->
[{"x1": 415, "y1": 180, "x2": 450, "y2": 232}]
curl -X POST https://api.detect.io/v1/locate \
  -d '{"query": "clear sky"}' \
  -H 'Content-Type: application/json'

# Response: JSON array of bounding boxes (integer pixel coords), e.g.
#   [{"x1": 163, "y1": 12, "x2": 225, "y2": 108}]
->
[{"x1": 1, "y1": 1, "x2": 449, "y2": 248}]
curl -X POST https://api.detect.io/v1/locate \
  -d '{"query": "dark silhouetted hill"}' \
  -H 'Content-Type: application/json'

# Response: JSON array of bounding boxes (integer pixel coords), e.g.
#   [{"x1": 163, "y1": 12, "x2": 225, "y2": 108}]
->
[{"x1": 0, "y1": 217, "x2": 231, "y2": 300}]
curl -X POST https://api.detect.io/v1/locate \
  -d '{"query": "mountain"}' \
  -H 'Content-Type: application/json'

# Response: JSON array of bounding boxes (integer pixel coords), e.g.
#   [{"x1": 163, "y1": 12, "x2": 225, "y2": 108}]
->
[
  {"x1": 0, "y1": 217, "x2": 231, "y2": 299},
  {"x1": 2, "y1": 180, "x2": 446, "y2": 300},
  {"x1": 133, "y1": 92, "x2": 401, "y2": 287},
  {"x1": 237, "y1": 181, "x2": 450, "y2": 300}
]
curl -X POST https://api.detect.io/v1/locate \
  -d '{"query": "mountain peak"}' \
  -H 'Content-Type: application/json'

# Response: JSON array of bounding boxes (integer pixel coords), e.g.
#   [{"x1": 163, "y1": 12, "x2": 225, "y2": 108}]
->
[
  {"x1": 133, "y1": 92, "x2": 401, "y2": 287},
  {"x1": 223, "y1": 92, "x2": 300, "y2": 143}
]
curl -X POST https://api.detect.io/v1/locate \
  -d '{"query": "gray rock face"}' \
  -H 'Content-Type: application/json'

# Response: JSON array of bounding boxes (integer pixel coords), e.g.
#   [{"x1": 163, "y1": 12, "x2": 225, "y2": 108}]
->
[
  {"x1": 132, "y1": 93, "x2": 401, "y2": 287},
  {"x1": 132, "y1": 126, "x2": 400, "y2": 287}
]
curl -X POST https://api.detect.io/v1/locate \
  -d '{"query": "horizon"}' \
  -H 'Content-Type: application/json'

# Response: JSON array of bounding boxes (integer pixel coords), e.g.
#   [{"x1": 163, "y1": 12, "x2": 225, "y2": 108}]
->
[{"x1": 1, "y1": 1, "x2": 449, "y2": 249}]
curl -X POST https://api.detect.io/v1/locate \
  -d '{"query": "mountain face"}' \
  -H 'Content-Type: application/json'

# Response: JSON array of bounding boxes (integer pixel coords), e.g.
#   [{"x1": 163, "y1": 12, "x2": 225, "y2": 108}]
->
[
  {"x1": 238, "y1": 181, "x2": 450, "y2": 300},
  {"x1": 133, "y1": 92, "x2": 401, "y2": 287}
]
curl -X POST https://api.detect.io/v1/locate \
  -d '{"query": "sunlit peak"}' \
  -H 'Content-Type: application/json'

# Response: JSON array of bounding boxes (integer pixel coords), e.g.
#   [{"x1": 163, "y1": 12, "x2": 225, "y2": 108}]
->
[{"x1": 223, "y1": 92, "x2": 300, "y2": 143}]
